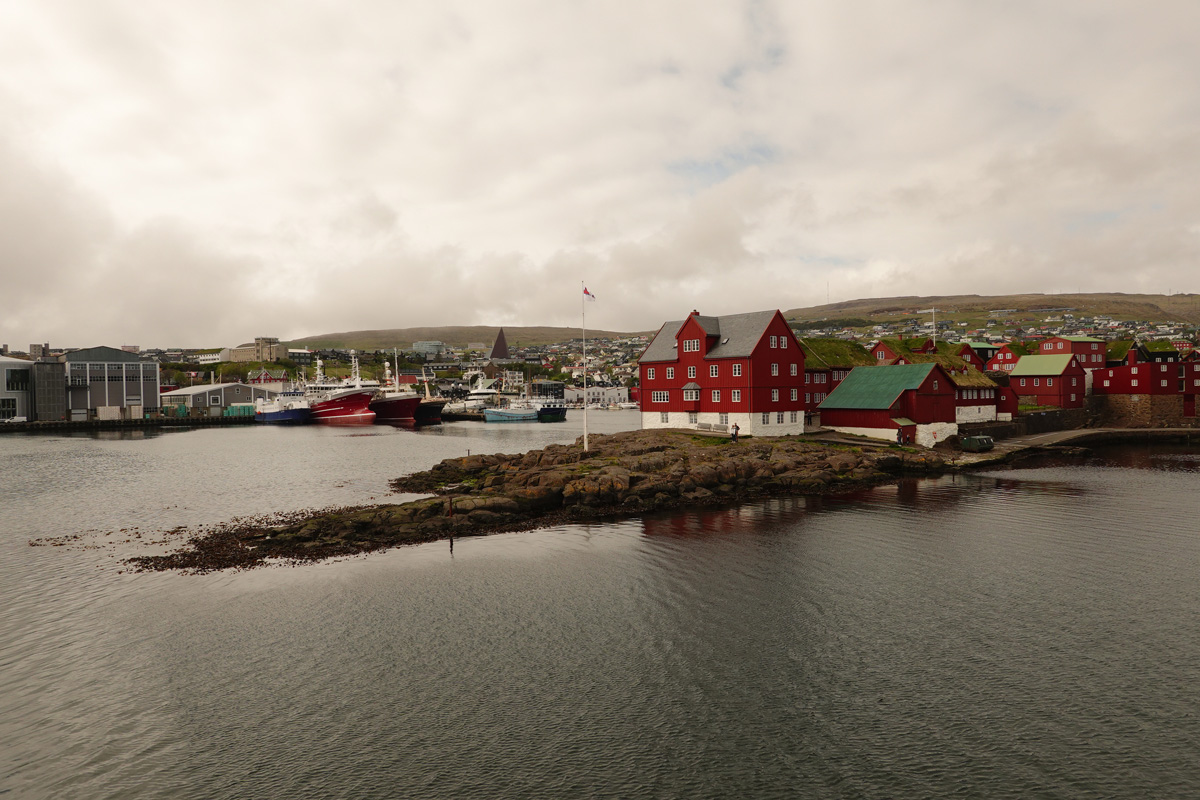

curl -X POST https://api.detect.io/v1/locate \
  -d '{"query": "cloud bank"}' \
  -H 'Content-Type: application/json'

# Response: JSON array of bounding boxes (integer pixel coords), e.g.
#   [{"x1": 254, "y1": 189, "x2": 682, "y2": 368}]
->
[{"x1": 2, "y1": 0, "x2": 1198, "y2": 347}]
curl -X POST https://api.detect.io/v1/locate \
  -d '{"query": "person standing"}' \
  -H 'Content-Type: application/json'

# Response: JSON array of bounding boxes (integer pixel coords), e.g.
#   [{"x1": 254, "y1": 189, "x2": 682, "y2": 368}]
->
[{"x1": 731, "y1": 423, "x2": 739, "y2": 443}]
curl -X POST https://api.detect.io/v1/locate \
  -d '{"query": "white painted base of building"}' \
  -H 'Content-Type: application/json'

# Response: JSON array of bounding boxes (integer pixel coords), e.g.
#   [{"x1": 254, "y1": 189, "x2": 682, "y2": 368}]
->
[
  {"x1": 828, "y1": 421, "x2": 958, "y2": 449},
  {"x1": 956, "y1": 405, "x2": 997, "y2": 424},
  {"x1": 640, "y1": 410, "x2": 806, "y2": 437}
]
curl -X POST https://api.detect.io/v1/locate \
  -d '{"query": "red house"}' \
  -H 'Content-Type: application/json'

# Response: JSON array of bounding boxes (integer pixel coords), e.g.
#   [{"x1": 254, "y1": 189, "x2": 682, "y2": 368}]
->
[
  {"x1": 796, "y1": 338, "x2": 876, "y2": 418},
  {"x1": 985, "y1": 342, "x2": 1031, "y2": 372},
  {"x1": 638, "y1": 309, "x2": 805, "y2": 436},
  {"x1": 1009, "y1": 354, "x2": 1087, "y2": 408},
  {"x1": 869, "y1": 337, "x2": 936, "y2": 363},
  {"x1": 1037, "y1": 336, "x2": 1106, "y2": 370},
  {"x1": 1093, "y1": 361, "x2": 1200, "y2": 396},
  {"x1": 818, "y1": 362, "x2": 958, "y2": 448}
]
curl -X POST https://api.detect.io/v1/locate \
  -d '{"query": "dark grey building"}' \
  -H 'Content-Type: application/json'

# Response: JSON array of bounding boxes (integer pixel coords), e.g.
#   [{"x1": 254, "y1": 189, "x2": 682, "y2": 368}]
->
[{"x1": 62, "y1": 346, "x2": 161, "y2": 421}]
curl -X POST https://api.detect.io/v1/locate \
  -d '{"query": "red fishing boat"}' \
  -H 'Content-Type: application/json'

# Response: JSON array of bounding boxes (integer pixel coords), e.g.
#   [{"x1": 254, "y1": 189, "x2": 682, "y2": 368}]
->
[
  {"x1": 304, "y1": 352, "x2": 376, "y2": 424},
  {"x1": 369, "y1": 359, "x2": 421, "y2": 423}
]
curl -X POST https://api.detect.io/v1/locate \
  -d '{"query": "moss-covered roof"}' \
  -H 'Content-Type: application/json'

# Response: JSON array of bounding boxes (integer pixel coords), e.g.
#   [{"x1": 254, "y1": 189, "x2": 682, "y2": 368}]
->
[
  {"x1": 1057, "y1": 335, "x2": 1105, "y2": 343},
  {"x1": 1001, "y1": 342, "x2": 1032, "y2": 357},
  {"x1": 1143, "y1": 340, "x2": 1179, "y2": 353},
  {"x1": 1106, "y1": 340, "x2": 1134, "y2": 360},
  {"x1": 819, "y1": 363, "x2": 937, "y2": 410},
  {"x1": 797, "y1": 338, "x2": 876, "y2": 369}
]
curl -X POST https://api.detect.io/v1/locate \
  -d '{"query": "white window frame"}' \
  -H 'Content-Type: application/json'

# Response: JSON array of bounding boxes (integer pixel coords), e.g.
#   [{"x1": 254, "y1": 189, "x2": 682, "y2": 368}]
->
[
  {"x1": 771, "y1": 363, "x2": 779, "y2": 376},
  {"x1": 688, "y1": 366, "x2": 696, "y2": 379},
  {"x1": 731, "y1": 389, "x2": 741, "y2": 402},
  {"x1": 711, "y1": 389, "x2": 720, "y2": 402},
  {"x1": 647, "y1": 368, "x2": 655, "y2": 380},
  {"x1": 791, "y1": 388, "x2": 798, "y2": 401},
  {"x1": 732, "y1": 363, "x2": 742, "y2": 377},
  {"x1": 790, "y1": 363, "x2": 797, "y2": 376},
  {"x1": 709, "y1": 364, "x2": 718, "y2": 378},
  {"x1": 665, "y1": 368, "x2": 673, "y2": 380},
  {"x1": 771, "y1": 389, "x2": 779, "y2": 402}
]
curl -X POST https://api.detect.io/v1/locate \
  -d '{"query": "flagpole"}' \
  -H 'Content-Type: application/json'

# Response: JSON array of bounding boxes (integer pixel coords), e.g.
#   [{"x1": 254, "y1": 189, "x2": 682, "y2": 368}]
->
[{"x1": 582, "y1": 281, "x2": 589, "y2": 451}]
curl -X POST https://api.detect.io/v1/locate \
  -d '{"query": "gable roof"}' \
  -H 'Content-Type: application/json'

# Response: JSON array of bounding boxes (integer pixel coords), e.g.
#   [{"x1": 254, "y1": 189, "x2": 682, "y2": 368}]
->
[
  {"x1": 1143, "y1": 340, "x2": 1179, "y2": 353},
  {"x1": 1010, "y1": 354, "x2": 1077, "y2": 376},
  {"x1": 997, "y1": 342, "x2": 1032, "y2": 357},
  {"x1": 638, "y1": 310, "x2": 783, "y2": 363},
  {"x1": 797, "y1": 338, "x2": 875, "y2": 369},
  {"x1": 1106, "y1": 340, "x2": 1134, "y2": 360},
  {"x1": 819, "y1": 363, "x2": 938, "y2": 410}
]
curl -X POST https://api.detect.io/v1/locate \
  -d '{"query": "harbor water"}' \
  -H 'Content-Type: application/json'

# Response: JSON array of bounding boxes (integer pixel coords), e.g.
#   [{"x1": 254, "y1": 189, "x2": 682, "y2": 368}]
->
[{"x1": 3, "y1": 414, "x2": 1200, "y2": 798}]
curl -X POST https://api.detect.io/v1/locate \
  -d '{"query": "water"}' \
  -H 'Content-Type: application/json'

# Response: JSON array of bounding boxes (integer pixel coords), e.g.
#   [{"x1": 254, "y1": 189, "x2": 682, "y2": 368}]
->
[{"x1": 3, "y1": 420, "x2": 1200, "y2": 798}]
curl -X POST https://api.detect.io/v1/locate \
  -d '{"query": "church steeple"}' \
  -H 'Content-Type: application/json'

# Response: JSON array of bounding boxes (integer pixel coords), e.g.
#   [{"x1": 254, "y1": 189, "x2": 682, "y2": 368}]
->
[{"x1": 489, "y1": 328, "x2": 510, "y2": 360}]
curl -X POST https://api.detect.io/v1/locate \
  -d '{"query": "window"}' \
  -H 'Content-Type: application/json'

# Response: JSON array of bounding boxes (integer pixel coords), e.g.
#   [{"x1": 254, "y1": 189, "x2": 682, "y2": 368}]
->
[
  {"x1": 1072, "y1": 378, "x2": 1077, "y2": 386},
  {"x1": 770, "y1": 335, "x2": 778, "y2": 348},
  {"x1": 682, "y1": 339, "x2": 701, "y2": 352},
  {"x1": 790, "y1": 363, "x2": 797, "y2": 376},
  {"x1": 1020, "y1": 378, "x2": 1026, "y2": 387},
  {"x1": 1132, "y1": 380, "x2": 1139, "y2": 387},
  {"x1": 876, "y1": 351, "x2": 885, "y2": 360},
  {"x1": 1046, "y1": 378, "x2": 1053, "y2": 387},
  {"x1": 652, "y1": 391, "x2": 669, "y2": 403},
  {"x1": 761, "y1": 413, "x2": 770, "y2": 424},
  {"x1": 806, "y1": 393, "x2": 811, "y2": 404},
  {"x1": 1071, "y1": 394, "x2": 1077, "y2": 402},
  {"x1": 731, "y1": 389, "x2": 741, "y2": 402},
  {"x1": 771, "y1": 389, "x2": 779, "y2": 402},
  {"x1": 719, "y1": 413, "x2": 728, "y2": 425},
  {"x1": 1161, "y1": 380, "x2": 1168, "y2": 387},
  {"x1": 710, "y1": 364, "x2": 718, "y2": 378},
  {"x1": 1092, "y1": 343, "x2": 1098, "y2": 350},
  {"x1": 688, "y1": 411, "x2": 698, "y2": 424},
  {"x1": 1033, "y1": 379, "x2": 1039, "y2": 387},
  {"x1": 683, "y1": 388, "x2": 699, "y2": 401},
  {"x1": 660, "y1": 412, "x2": 669, "y2": 423},
  {"x1": 771, "y1": 363, "x2": 779, "y2": 376},
  {"x1": 777, "y1": 412, "x2": 784, "y2": 423},
  {"x1": 688, "y1": 366, "x2": 696, "y2": 379},
  {"x1": 665, "y1": 368, "x2": 673, "y2": 380},
  {"x1": 791, "y1": 388, "x2": 798, "y2": 401},
  {"x1": 0, "y1": 398, "x2": 15, "y2": 420},
  {"x1": 732, "y1": 364, "x2": 742, "y2": 377},
  {"x1": 1057, "y1": 342, "x2": 1063, "y2": 349},
  {"x1": 1103, "y1": 380, "x2": 1110, "y2": 387},
  {"x1": 805, "y1": 373, "x2": 811, "y2": 384},
  {"x1": 790, "y1": 411, "x2": 798, "y2": 423},
  {"x1": 933, "y1": 380, "x2": 938, "y2": 390},
  {"x1": 712, "y1": 390, "x2": 720, "y2": 402},
  {"x1": 5, "y1": 369, "x2": 30, "y2": 392},
  {"x1": 780, "y1": 337, "x2": 787, "y2": 349},
  {"x1": 647, "y1": 368, "x2": 655, "y2": 381}
]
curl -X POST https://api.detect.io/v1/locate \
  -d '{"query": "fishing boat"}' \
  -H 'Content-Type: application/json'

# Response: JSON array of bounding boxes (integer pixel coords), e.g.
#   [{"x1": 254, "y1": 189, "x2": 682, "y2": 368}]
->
[
  {"x1": 369, "y1": 357, "x2": 422, "y2": 423},
  {"x1": 529, "y1": 379, "x2": 567, "y2": 422},
  {"x1": 304, "y1": 352, "x2": 376, "y2": 425},
  {"x1": 254, "y1": 391, "x2": 311, "y2": 424},
  {"x1": 482, "y1": 406, "x2": 539, "y2": 423}
]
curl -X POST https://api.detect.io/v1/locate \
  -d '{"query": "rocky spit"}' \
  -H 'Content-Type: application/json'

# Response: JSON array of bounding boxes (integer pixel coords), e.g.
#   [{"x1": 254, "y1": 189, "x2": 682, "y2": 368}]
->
[{"x1": 127, "y1": 429, "x2": 953, "y2": 573}]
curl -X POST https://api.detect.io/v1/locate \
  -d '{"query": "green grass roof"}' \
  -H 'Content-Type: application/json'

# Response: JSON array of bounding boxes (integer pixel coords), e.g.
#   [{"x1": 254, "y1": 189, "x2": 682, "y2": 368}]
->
[
  {"x1": 797, "y1": 338, "x2": 876, "y2": 369},
  {"x1": 1143, "y1": 340, "x2": 1179, "y2": 352},
  {"x1": 1106, "y1": 340, "x2": 1133, "y2": 360}
]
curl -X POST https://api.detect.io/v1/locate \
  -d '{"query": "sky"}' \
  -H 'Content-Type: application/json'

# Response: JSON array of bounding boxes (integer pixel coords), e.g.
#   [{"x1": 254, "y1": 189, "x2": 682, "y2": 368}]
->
[{"x1": 2, "y1": 1, "x2": 1199, "y2": 348}]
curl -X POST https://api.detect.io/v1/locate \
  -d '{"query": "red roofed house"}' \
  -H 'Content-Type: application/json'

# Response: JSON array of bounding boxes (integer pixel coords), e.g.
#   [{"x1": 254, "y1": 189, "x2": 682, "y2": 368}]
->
[{"x1": 638, "y1": 309, "x2": 805, "y2": 436}]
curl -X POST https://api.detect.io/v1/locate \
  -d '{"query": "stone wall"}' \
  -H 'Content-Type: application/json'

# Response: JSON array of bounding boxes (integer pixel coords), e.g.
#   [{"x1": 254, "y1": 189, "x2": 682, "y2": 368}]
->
[{"x1": 1093, "y1": 394, "x2": 1200, "y2": 428}]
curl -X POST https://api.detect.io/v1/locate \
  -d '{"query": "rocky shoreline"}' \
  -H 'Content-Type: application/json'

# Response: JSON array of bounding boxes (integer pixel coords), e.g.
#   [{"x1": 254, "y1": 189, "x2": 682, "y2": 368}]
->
[{"x1": 126, "y1": 429, "x2": 960, "y2": 573}]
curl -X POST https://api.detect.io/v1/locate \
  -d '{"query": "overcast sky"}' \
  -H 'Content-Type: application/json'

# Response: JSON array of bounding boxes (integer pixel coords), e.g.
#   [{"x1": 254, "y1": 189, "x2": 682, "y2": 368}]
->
[{"x1": 2, "y1": 1, "x2": 1198, "y2": 348}]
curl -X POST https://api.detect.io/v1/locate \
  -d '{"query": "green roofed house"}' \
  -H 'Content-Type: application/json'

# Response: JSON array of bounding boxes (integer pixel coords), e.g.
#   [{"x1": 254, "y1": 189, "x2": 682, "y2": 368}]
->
[
  {"x1": 985, "y1": 342, "x2": 1032, "y2": 372},
  {"x1": 818, "y1": 362, "x2": 958, "y2": 448},
  {"x1": 1009, "y1": 354, "x2": 1086, "y2": 409}
]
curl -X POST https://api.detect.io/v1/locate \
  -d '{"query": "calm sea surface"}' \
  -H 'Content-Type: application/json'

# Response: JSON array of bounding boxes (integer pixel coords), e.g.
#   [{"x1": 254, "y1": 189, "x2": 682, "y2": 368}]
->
[{"x1": 3, "y1": 414, "x2": 1200, "y2": 799}]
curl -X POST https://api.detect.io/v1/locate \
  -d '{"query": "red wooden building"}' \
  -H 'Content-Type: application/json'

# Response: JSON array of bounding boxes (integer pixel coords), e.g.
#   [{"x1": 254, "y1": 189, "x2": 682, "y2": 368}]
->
[
  {"x1": 1093, "y1": 360, "x2": 1200, "y2": 396},
  {"x1": 818, "y1": 362, "x2": 958, "y2": 448},
  {"x1": 796, "y1": 338, "x2": 876, "y2": 418},
  {"x1": 1008, "y1": 354, "x2": 1087, "y2": 408},
  {"x1": 638, "y1": 309, "x2": 805, "y2": 436},
  {"x1": 985, "y1": 342, "x2": 1031, "y2": 372},
  {"x1": 1037, "y1": 336, "x2": 1106, "y2": 370}
]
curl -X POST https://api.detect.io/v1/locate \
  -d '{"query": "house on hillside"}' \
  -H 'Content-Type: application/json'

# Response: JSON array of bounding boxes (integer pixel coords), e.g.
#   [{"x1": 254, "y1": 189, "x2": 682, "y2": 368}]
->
[
  {"x1": 796, "y1": 338, "x2": 875, "y2": 421},
  {"x1": 1037, "y1": 336, "x2": 1106, "y2": 370},
  {"x1": 869, "y1": 337, "x2": 936, "y2": 363},
  {"x1": 818, "y1": 362, "x2": 957, "y2": 448},
  {"x1": 638, "y1": 309, "x2": 805, "y2": 436},
  {"x1": 985, "y1": 342, "x2": 1032, "y2": 372},
  {"x1": 1009, "y1": 355, "x2": 1086, "y2": 409},
  {"x1": 958, "y1": 341, "x2": 1000, "y2": 370}
]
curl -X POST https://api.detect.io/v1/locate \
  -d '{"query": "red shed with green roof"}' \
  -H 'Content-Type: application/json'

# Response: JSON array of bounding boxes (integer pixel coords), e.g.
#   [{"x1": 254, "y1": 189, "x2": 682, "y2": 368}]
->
[{"x1": 818, "y1": 362, "x2": 958, "y2": 448}]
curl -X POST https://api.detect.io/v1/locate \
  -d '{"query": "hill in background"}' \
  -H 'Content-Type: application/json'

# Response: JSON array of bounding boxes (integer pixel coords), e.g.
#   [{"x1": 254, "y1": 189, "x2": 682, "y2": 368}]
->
[
  {"x1": 785, "y1": 293, "x2": 1200, "y2": 327},
  {"x1": 285, "y1": 293, "x2": 1198, "y2": 351},
  {"x1": 287, "y1": 325, "x2": 652, "y2": 351}
]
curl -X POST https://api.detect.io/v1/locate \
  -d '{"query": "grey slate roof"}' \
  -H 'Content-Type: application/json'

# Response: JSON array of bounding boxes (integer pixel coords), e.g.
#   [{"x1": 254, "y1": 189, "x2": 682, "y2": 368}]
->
[{"x1": 638, "y1": 310, "x2": 782, "y2": 363}]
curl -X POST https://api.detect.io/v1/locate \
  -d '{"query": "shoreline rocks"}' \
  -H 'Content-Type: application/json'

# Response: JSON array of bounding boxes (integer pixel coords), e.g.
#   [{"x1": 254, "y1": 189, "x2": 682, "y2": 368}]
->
[{"x1": 126, "y1": 429, "x2": 953, "y2": 573}]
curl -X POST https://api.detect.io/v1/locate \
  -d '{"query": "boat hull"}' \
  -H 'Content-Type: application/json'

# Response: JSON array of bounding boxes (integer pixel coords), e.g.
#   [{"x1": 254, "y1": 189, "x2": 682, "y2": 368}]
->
[
  {"x1": 309, "y1": 390, "x2": 376, "y2": 424},
  {"x1": 414, "y1": 399, "x2": 446, "y2": 424},
  {"x1": 369, "y1": 394, "x2": 422, "y2": 423},
  {"x1": 536, "y1": 406, "x2": 567, "y2": 422},
  {"x1": 255, "y1": 407, "x2": 312, "y2": 424},
  {"x1": 483, "y1": 407, "x2": 539, "y2": 423}
]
